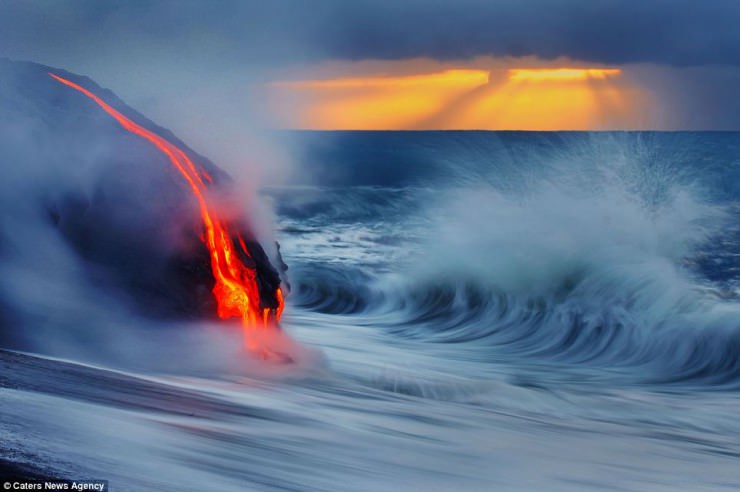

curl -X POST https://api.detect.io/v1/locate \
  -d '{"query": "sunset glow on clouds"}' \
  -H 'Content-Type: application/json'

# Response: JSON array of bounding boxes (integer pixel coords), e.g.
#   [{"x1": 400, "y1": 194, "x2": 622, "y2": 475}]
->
[{"x1": 266, "y1": 62, "x2": 653, "y2": 130}]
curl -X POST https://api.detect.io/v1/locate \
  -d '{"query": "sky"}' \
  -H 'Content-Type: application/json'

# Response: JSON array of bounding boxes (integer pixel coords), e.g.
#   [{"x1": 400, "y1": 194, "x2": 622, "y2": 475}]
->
[{"x1": 1, "y1": 1, "x2": 740, "y2": 148}]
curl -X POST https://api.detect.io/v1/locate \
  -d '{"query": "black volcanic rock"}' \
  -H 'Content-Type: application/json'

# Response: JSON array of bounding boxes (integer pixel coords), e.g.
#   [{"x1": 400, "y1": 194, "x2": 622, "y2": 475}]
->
[{"x1": 0, "y1": 58, "x2": 285, "y2": 329}]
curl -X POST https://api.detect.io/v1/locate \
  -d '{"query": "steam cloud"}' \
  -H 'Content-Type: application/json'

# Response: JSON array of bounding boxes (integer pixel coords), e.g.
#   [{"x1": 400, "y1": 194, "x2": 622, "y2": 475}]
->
[{"x1": 0, "y1": 59, "x2": 295, "y2": 370}]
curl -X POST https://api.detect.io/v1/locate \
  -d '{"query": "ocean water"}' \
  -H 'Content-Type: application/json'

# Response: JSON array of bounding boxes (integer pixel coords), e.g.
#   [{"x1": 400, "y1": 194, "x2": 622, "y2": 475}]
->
[{"x1": 4, "y1": 131, "x2": 740, "y2": 491}]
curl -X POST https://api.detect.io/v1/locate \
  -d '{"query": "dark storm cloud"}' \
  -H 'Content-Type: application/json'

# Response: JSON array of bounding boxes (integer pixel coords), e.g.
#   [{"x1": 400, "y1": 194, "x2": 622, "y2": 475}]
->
[
  {"x1": 1, "y1": 0, "x2": 740, "y2": 67},
  {"x1": 327, "y1": 0, "x2": 740, "y2": 66}
]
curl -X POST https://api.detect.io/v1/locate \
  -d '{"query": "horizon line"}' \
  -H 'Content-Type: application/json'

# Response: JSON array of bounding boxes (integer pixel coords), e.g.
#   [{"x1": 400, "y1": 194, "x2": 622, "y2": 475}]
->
[{"x1": 269, "y1": 129, "x2": 740, "y2": 133}]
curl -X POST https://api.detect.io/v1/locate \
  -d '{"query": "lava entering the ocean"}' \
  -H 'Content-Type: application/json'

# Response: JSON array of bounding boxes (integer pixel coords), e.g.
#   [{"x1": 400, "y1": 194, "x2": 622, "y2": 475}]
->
[{"x1": 49, "y1": 73, "x2": 284, "y2": 354}]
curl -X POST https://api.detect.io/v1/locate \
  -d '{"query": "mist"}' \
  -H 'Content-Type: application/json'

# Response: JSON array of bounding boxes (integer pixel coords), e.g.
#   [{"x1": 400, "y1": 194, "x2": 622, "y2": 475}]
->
[{"x1": 0, "y1": 59, "x2": 304, "y2": 372}]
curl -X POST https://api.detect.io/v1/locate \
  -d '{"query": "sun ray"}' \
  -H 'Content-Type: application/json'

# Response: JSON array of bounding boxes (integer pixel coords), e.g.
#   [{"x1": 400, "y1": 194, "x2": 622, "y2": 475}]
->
[{"x1": 268, "y1": 65, "x2": 640, "y2": 130}]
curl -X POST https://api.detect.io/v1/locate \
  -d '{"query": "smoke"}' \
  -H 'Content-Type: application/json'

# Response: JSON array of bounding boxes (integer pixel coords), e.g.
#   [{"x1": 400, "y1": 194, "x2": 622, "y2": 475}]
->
[{"x1": 0, "y1": 59, "x2": 304, "y2": 371}]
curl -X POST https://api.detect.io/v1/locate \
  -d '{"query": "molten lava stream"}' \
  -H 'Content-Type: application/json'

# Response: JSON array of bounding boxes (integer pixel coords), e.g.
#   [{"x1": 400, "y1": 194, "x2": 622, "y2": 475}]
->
[{"x1": 49, "y1": 73, "x2": 284, "y2": 355}]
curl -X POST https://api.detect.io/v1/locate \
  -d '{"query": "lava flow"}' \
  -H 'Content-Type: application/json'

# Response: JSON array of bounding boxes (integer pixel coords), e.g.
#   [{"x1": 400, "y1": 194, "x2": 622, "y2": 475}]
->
[{"x1": 49, "y1": 73, "x2": 284, "y2": 352}]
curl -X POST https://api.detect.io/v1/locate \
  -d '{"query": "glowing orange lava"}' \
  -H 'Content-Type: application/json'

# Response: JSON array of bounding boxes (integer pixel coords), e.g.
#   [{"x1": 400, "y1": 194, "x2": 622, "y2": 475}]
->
[{"x1": 49, "y1": 73, "x2": 283, "y2": 350}]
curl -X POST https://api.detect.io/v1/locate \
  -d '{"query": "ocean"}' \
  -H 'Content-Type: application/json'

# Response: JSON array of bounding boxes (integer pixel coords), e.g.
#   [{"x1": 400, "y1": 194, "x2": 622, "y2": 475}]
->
[{"x1": 3, "y1": 129, "x2": 740, "y2": 490}]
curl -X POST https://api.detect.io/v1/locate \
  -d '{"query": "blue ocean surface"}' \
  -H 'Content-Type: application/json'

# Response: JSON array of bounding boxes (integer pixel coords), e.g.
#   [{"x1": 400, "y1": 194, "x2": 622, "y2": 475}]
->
[
  {"x1": 269, "y1": 131, "x2": 740, "y2": 489},
  {"x1": 275, "y1": 131, "x2": 740, "y2": 388},
  {"x1": 4, "y1": 130, "x2": 740, "y2": 491}
]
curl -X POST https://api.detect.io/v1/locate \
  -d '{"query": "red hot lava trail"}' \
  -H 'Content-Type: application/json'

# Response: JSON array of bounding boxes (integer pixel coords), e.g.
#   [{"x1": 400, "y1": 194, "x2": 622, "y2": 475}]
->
[{"x1": 49, "y1": 73, "x2": 284, "y2": 352}]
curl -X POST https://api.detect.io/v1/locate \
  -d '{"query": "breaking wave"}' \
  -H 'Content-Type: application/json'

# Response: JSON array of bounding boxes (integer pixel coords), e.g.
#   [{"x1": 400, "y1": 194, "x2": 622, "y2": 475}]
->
[{"x1": 282, "y1": 133, "x2": 740, "y2": 388}]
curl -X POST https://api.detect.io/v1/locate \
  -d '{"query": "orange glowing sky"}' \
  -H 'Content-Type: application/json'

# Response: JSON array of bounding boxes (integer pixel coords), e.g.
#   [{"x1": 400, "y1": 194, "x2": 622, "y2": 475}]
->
[{"x1": 267, "y1": 63, "x2": 652, "y2": 130}]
